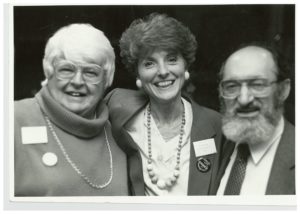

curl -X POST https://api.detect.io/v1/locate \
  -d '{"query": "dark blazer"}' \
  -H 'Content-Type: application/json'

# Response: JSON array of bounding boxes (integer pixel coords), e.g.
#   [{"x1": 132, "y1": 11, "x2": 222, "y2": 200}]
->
[
  {"x1": 213, "y1": 120, "x2": 295, "y2": 195},
  {"x1": 105, "y1": 88, "x2": 223, "y2": 195}
]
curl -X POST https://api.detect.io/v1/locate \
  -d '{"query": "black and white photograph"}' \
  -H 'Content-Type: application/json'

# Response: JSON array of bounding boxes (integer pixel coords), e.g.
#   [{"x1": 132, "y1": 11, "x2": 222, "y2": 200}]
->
[{"x1": 3, "y1": 0, "x2": 297, "y2": 210}]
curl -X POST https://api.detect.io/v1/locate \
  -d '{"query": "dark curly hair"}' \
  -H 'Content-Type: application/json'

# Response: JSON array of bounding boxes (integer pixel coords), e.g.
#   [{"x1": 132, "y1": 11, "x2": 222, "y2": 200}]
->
[{"x1": 119, "y1": 13, "x2": 197, "y2": 75}]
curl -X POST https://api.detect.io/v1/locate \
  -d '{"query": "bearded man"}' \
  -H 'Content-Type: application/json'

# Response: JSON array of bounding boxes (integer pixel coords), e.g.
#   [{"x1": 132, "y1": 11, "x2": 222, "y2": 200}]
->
[{"x1": 215, "y1": 44, "x2": 295, "y2": 195}]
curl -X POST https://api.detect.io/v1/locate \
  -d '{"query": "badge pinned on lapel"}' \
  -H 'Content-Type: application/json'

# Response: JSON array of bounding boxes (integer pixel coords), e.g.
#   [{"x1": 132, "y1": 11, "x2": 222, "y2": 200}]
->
[
  {"x1": 196, "y1": 157, "x2": 211, "y2": 173},
  {"x1": 193, "y1": 138, "x2": 216, "y2": 157}
]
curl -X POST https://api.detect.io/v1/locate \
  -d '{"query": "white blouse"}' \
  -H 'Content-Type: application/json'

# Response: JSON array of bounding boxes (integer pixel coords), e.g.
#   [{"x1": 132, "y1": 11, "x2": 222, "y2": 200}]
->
[{"x1": 125, "y1": 98, "x2": 193, "y2": 195}]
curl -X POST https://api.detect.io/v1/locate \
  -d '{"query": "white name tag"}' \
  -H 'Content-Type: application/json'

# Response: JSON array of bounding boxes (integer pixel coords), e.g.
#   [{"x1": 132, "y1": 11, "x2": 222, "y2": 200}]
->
[
  {"x1": 21, "y1": 126, "x2": 48, "y2": 144},
  {"x1": 193, "y1": 138, "x2": 217, "y2": 157}
]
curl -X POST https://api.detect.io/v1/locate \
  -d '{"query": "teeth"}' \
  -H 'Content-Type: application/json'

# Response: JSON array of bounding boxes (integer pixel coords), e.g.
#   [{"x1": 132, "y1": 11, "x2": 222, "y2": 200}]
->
[
  {"x1": 157, "y1": 81, "x2": 173, "y2": 87},
  {"x1": 70, "y1": 92, "x2": 81, "y2": 96}
]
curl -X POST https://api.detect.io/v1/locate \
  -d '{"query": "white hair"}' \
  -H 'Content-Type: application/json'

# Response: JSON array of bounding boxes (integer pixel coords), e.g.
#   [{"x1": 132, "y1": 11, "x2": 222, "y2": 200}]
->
[{"x1": 42, "y1": 23, "x2": 115, "y2": 88}]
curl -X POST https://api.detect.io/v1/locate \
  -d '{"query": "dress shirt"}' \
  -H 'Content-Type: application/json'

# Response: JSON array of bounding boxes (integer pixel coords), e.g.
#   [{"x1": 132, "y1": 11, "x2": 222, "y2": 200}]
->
[
  {"x1": 125, "y1": 98, "x2": 193, "y2": 195},
  {"x1": 217, "y1": 117, "x2": 284, "y2": 195}
]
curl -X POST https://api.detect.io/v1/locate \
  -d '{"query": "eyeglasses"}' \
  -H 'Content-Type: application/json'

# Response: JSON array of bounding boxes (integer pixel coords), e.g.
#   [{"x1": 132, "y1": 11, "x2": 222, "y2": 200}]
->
[
  {"x1": 220, "y1": 78, "x2": 278, "y2": 99},
  {"x1": 54, "y1": 60, "x2": 104, "y2": 84}
]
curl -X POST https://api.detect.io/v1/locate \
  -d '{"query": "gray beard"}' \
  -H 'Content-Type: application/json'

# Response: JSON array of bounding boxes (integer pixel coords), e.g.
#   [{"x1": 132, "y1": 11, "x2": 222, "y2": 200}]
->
[
  {"x1": 222, "y1": 104, "x2": 283, "y2": 145},
  {"x1": 222, "y1": 114, "x2": 275, "y2": 145}
]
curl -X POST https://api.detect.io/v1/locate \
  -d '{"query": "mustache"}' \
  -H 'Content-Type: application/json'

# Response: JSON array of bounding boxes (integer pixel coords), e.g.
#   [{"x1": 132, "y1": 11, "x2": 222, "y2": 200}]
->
[{"x1": 235, "y1": 104, "x2": 260, "y2": 113}]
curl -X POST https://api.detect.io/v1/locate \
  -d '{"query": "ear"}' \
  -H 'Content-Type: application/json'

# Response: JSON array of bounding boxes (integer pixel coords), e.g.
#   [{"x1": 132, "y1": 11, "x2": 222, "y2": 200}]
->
[
  {"x1": 42, "y1": 58, "x2": 56, "y2": 80},
  {"x1": 278, "y1": 79, "x2": 291, "y2": 101}
]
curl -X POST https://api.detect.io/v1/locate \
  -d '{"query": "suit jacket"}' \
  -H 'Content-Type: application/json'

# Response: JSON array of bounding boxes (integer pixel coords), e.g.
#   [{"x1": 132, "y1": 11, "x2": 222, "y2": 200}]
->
[
  {"x1": 213, "y1": 119, "x2": 295, "y2": 195},
  {"x1": 105, "y1": 88, "x2": 223, "y2": 195}
]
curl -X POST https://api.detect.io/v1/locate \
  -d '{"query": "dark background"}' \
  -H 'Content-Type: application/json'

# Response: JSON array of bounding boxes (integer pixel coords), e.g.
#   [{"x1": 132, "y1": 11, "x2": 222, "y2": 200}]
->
[{"x1": 14, "y1": 5, "x2": 295, "y2": 124}]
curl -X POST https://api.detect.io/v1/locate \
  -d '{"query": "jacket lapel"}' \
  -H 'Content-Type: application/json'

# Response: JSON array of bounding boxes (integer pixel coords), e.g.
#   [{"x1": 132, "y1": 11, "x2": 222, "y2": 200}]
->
[
  {"x1": 266, "y1": 120, "x2": 295, "y2": 195},
  {"x1": 186, "y1": 98, "x2": 221, "y2": 195},
  {"x1": 118, "y1": 129, "x2": 146, "y2": 195},
  {"x1": 107, "y1": 89, "x2": 148, "y2": 195},
  {"x1": 109, "y1": 90, "x2": 148, "y2": 154},
  {"x1": 210, "y1": 138, "x2": 235, "y2": 194}
]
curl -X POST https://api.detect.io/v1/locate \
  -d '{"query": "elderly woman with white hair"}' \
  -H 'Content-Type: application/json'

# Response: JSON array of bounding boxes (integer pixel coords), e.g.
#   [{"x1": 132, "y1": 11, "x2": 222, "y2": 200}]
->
[{"x1": 14, "y1": 23, "x2": 128, "y2": 196}]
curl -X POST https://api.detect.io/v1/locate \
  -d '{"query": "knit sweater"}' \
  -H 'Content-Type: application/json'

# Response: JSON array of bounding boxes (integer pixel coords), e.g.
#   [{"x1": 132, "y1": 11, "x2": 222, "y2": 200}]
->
[{"x1": 14, "y1": 87, "x2": 128, "y2": 196}]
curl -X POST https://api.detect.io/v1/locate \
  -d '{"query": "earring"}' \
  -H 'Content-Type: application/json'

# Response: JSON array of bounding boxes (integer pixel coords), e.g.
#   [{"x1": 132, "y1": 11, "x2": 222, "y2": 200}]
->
[
  {"x1": 136, "y1": 79, "x2": 142, "y2": 88},
  {"x1": 184, "y1": 71, "x2": 190, "y2": 80},
  {"x1": 41, "y1": 79, "x2": 48, "y2": 87}
]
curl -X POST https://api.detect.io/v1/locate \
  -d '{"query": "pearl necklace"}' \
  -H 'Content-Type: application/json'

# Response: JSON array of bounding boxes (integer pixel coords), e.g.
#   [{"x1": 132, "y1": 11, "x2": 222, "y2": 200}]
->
[
  {"x1": 44, "y1": 116, "x2": 113, "y2": 189},
  {"x1": 146, "y1": 103, "x2": 186, "y2": 190}
]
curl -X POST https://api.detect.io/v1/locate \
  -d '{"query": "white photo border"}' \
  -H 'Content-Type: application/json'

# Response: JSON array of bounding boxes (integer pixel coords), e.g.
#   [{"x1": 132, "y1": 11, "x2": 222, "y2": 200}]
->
[{"x1": 3, "y1": 0, "x2": 298, "y2": 210}]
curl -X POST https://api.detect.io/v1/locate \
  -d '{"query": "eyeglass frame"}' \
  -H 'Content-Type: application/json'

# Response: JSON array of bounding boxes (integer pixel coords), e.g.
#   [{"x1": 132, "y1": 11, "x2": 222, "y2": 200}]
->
[
  {"x1": 53, "y1": 59, "x2": 105, "y2": 85},
  {"x1": 219, "y1": 78, "x2": 279, "y2": 99}
]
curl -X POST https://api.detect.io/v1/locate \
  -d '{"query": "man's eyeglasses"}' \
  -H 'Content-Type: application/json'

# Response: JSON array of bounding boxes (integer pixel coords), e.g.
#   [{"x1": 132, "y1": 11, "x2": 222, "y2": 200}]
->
[
  {"x1": 220, "y1": 78, "x2": 278, "y2": 99},
  {"x1": 54, "y1": 60, "x2": 104, "y2": 85}
]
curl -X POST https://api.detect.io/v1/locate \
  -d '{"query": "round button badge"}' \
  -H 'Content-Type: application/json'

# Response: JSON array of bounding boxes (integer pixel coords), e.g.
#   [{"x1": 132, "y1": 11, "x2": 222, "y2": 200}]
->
[
  {"x1": 42, "y1": 152, "x2": 58, "y2": 166},
  {"x1": 196, "y1": 157, "x2": 211, "y2": 173}
]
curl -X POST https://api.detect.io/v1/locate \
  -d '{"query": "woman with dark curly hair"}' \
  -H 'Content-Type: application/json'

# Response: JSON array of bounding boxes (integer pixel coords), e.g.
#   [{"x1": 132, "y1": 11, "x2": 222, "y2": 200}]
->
[{"x1": 106, "y1": 13, "x2": 223, "y2": 196}]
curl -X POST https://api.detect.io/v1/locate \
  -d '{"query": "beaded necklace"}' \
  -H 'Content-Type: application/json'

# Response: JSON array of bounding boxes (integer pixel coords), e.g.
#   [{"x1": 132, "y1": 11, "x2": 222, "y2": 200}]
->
[
  {"x1": 146, "y1": 103, "x2": 186, "y2": 190},
  {"x1": 44, "y1": 115, "x2": 113, "y2": 189}
]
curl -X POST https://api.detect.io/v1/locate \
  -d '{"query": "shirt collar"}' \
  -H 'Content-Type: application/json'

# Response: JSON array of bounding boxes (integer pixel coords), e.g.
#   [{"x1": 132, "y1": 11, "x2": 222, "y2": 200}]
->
[{"x1": 249, "y1": 116, "x2": 284, "y2": 164}]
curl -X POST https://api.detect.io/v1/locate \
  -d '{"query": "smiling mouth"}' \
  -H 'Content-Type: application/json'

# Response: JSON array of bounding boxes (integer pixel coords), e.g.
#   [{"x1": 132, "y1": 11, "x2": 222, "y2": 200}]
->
[
  {"x1": 66, "y1": 92, "x2": 86, "y2": 97},
  {"x1": 154, "y1": 80, "x2": 175, "y2": 88}
]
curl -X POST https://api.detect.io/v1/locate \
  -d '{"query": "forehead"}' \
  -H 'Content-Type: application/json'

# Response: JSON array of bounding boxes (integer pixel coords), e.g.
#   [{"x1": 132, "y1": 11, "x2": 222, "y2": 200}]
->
[
  {"x1": 62, "y1": 45, "x2": 104, "y2": 65},
  {"x1": 222, "y1": 47, "x2": 277, "y2": 81},
  {"x1": 142, "y1": 48, "x2": 178, "y2": 59}
]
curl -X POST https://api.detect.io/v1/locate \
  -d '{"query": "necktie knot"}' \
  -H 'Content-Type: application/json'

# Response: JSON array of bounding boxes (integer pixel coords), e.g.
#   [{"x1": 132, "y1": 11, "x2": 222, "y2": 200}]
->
[{"x1": 237, "y1": 143, "x2": 250, "y2": 160}]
